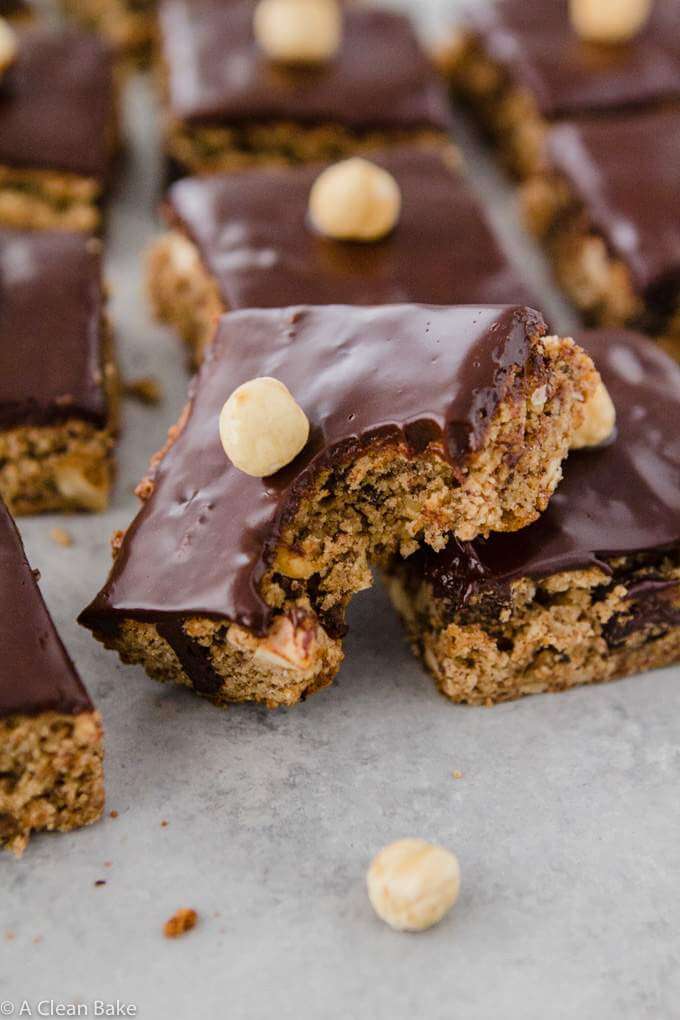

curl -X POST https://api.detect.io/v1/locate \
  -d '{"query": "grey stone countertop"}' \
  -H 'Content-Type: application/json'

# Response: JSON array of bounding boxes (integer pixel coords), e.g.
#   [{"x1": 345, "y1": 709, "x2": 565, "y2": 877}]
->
[{"x1": 3, "y1": 4, "x2": 679, "y2": 1018}]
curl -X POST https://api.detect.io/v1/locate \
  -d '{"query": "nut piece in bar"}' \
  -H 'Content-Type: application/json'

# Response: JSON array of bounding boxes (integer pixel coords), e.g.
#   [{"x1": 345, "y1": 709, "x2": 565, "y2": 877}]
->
[
  {"x1": 440, "y1": 0, "x2": 680, "y2": 178},
  {"x1": 79, "y1": 303, "x2": 598, "y2": 709},
  {"x1": 148, "y1": 146, "x2": 538, "y2": 364},
  {"x1": 521, "y1": 108, "x2": 680, "y2": 345},
  {"x1": 0, "y1": 229, "x2": 118, "y2": 515},
  {"x1": 0, "y1": 25, "x2": 117, "y2": 232},
  {"x1": 157, "y1": 0, "x2": 452, "y2": 176},
  {"x1": 385, "y1": 329, "x2": 680, "y2": 705},
  {"x1": 0, "y1": 497, "x2": 104, "y2": 856}
]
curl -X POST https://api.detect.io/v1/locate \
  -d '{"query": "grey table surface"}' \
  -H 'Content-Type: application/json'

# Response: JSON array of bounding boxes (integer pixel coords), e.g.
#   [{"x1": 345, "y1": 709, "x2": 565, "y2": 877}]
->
[{"x1": 3, "y1": 3, "x2": 679, "y2": 1018}]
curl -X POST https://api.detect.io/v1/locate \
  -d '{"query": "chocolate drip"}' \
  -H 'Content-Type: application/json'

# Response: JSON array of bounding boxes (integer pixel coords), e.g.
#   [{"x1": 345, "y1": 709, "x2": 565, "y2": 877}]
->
[
  {"x1": 0, "y1": 229, "x2": 108, "y2": 429},
  {"x1": 160, "y1": 0, "x2": 451, "y2": 132},
  {"x1": 414, "y1": 330, "x2": 680, "y2": 606},
  {"x1": 0, "y1": 26, "x2": 114, "y2": 180},
  {"x1": 165, "y1": 147, "x2": 536, "y2": 312},
  {"x1": 0, "y1": 498, "x2": 93, "y2": 718},
  {"x1": 80, "y1": 303, "x2": 546, "y2": 637},
  {"x1": 156, "y1": 621, "x2": 224, "y2": 696},
  {"x1": 465, "y1": 0, "x2": 680, "y2": 118}
]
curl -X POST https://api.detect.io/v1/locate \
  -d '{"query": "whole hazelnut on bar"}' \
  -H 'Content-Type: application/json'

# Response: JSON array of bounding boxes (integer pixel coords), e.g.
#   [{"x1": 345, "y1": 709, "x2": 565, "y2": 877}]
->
[
  {"x1": 0, "y1": 18, "x2": 17, "y2": 77},
  {"x1": 367, "y1": 838, "x2": 461, "y2": 932},
  {"x1": 569, "y1": 0, "x2": 652, "y2": 44},
  {"x1": 254, "y1": 0, "x2": 342, "y2": 65},
  {"x1": 308, "y1": 158, "x2": 402, "y2": 242},
  {"x1": 219, "y1": 377, "x2": 310, "y2": 477},
  {"x1": 571, "y1": 379, "x2": 617, "y2": 449}
]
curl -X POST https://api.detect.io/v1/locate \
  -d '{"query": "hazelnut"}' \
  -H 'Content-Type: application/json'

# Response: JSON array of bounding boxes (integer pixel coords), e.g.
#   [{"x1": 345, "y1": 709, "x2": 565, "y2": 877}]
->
[
  {"x1": 254, "y1": 0, "x2": 342, "y2": 65},
  {"x1": 569, "y1": 0, "x2": 652, "y2": 44},
  {"x1": 219, "y1": 376, "x2": 310, "y2": 477},
  {"x1": 0, "y1": 18, "x2": 17, "y2": 76},
  {"x1": 367, "y1": 838, "x2": 461, "y2": 932},
  {"x1": 308, "y1": 158, "x2": 402, "y2": 242},
  {"x1": 571, "y1": 379, "x2": 616, "y2": 449}
]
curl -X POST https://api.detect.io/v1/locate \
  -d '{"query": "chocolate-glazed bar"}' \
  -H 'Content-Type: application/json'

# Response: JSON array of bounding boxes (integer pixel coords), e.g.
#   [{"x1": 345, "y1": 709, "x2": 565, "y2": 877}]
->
[
  {"x1": 0, "y1": 228, "x2": 118, "y2": 514},
  {"x1": 442, "y1": 0, "x2": 680, "y2": 177},
  {"x1": 158, "y1": 0, "x2": 452, "y2": 175},
  {"x1": 60, "y1": 0, "x2": 155, "y2": 65},
  {"x1": 386, "y1": 329, "x2": 680, "y2": 705},
  {"x1": 522, "y1": 108, "x2": 680, "y2": 343},
  {"x1": 149, "y1": 146, "x2": 537, "y2": 363},
  {"x1": 0, "y1": 497, "x2": 104, "y2": 855},
  {"x1": 0, "y1": 25, "x2": 117, "y2": 231},
  {"x1": 80, "y1": 303, "x2": 597, "y2": 708}
]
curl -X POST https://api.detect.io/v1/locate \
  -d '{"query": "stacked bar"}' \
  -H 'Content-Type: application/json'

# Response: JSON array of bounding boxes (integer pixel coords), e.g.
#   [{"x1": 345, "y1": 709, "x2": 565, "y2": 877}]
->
[{"x1": 385, "y1": 329, "x2": 680, "y2": 704}]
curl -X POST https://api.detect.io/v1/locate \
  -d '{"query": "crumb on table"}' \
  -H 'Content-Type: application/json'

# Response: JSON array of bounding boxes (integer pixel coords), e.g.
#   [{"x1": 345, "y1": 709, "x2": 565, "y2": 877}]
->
[
  {"x1": 50, "y1": 526, "x2": 73, "y2": 547},
  {"x1": 164, "y1": 908, "x2": 198, "y2": 939},
  {"x1": 124, "y1": 376, "x2": 162, "y2": 406}
]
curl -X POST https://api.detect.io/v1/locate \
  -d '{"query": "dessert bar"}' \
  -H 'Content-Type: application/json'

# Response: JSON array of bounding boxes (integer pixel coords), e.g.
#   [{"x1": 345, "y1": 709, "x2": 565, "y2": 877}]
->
[
  {"x1": 442, "y1": 0, "x2": 680, "y2": 177},
  {"x1": 522, "y1": 108, "x2": 680, "y2": 342},
  {"x1": 158, "y1": 0, "x2": 452, "y2": 175},
  {"x1": 80, "y1": 303, "x2": 597, "y2": 708},
  {"x1": 0, "y1": 229, "x2": 118, "y2": 514},
  {"x1": 0, "y1": 25, "x2": 117, "y2": 232},
  {"x1": 0, "y1": 497, "x2": 104, "y2": 855},
  {"x1": 149, "y1": 146, "x2": 536, "y2": 363},
  {"x1": 60, "y1": 0, "x2": 155, "y2": 65},
  {"x1": 386, "y1": 329, "x2": 680, "y2": 705}
]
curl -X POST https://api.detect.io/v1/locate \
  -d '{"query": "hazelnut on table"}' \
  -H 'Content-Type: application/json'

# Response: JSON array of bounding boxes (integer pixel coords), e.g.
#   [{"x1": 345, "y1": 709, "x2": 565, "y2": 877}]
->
[{"x1": 367, "y1": 838, "x2": 461, "y2": 932}]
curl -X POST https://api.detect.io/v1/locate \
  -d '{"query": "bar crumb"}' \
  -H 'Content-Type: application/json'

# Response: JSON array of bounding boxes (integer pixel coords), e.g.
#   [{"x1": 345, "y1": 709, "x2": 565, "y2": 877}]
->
[
  {"x1": 50, "y1": 527, "x2": 73, "y2": 547},
  {"x1": 124, "y1": 376, "x2": 162, "y2": 406},
  {"x1": 164, "y1": 908, "x2": 198, "y2": 939}
]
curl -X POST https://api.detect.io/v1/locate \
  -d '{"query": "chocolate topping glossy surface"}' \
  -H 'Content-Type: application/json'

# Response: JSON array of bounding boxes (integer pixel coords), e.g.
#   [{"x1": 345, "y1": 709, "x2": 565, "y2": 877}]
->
[
  {"x1": 80, "y1": 303, "x2": 546, "y2": 635},
  {"x1": 465, "y1": 0, "x2": 680, "y2": 118},
  {"x1": 0, "y1": 498, "x2": 93, "y2": 718},
  {"x1": 0, "y1": 229, "x2": 108, "y2": 429},
  {"x1": 414, "y1": 330, "x2": 680, "y2": 605},
  {"x1": 548, "y1": 110, "x2": 680, "y2": 301},
  {"x1": 165, "y1": 147, "x2": 536, "y2": 310},
  {"x1": 0, "y1": 26, "x2": 114, "y2": 179},
  {"x1": 159, "y1": 0, "x2": 451, "y2": 131}
]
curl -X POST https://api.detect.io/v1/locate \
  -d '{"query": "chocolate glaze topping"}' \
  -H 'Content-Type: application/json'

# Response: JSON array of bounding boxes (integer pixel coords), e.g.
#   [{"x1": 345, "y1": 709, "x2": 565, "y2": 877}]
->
[
  {"x1": 0, "y1": 229, "x2": 108, "y2": 429},
  {"x1": 160, "y1": 0, "x2": 451, "y2": 132},
  {"x1": 80, "y1": 303, "x2": 546, "y2": 636},
  {"x1": 0, "y1": 26, "x2": 114, "y2": 180},
  {"x1": 0, "y1": 498, "x2": 93, "y2": 718},
  {"x1": 165, "y1": 147, "x2": 536, "y2": 311},
  {"x1": 548, "y1": 109, "x2": 680, "y2": 304},
  {"x1": 465, "y1": 0, "x2": 680, "y2": 118},
  {"x1": 412, "y1": 330, "x2": 680, "y2": 607}
]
